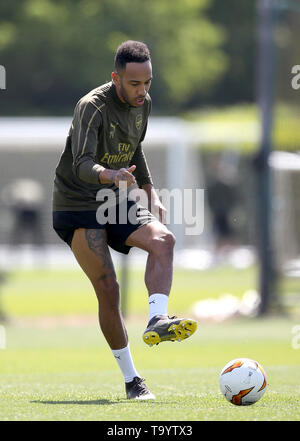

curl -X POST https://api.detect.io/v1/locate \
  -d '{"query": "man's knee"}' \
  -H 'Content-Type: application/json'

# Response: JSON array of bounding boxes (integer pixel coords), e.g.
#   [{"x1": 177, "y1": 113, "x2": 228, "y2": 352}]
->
[
  {"x1": 162, "y1": 230, "x2": 176, "y2": 250},
  {"x1": 92, "y1": 273, "x2": 120, "y2": 306},
  {"x1": 149, "y1": 229, "x2": 176, "y2": 256}
]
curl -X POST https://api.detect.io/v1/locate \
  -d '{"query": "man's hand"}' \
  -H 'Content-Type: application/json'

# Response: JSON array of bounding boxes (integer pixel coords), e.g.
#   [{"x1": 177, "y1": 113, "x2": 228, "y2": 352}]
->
[
  {"x1": 142, "y1": 183, "x2": 167, "y2": 225},
  {"x1": 114, "y1": 165, "x2": 136, "y2": 187},
  {"x1": 99, "y1": 165, "x2": 136, "y2": 187},
  {"x1": 150, "y1": 195, "x2": 167, "y2": 225}
]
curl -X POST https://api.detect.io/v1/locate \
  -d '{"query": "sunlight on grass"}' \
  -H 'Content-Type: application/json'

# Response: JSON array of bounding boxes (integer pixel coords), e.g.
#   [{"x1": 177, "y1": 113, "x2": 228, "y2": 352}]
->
[{"x1": 0, "y1": 266, "x2": 258, "y2": 318}]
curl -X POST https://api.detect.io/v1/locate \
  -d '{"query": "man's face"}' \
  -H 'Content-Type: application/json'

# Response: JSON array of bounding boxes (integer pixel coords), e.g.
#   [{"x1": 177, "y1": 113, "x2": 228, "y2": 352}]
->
[{"x1": 112, "y1": 60, "x2": 152, "y2": 107}]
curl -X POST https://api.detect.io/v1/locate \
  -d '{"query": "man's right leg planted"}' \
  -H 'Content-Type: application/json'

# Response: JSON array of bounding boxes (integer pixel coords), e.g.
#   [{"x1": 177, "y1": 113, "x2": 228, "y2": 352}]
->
[
  {"x1": 70, "y1": 228, "x2": 155, "y2": 400},
  {"x1": 71, "y1": 228, "x2": 127, "y2": 349}
]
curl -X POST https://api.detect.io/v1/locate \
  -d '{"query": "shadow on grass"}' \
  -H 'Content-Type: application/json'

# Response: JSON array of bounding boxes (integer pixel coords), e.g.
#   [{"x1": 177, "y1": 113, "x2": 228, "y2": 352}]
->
[
  {"x1": 30, "y1": 398, "x2": 162, "y2": 406},
  {"x1": 31, "y1": 399, "x2": 122, "y2": 405}
]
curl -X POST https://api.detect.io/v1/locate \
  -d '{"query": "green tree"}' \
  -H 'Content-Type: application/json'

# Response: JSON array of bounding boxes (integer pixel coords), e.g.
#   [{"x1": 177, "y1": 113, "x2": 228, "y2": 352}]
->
[
  {"x1": 205, "y1": 0, "x2": 257, "y2": 105},
  {"x1": 0, "y1": 0, "x2": 227, "y2": 115}
]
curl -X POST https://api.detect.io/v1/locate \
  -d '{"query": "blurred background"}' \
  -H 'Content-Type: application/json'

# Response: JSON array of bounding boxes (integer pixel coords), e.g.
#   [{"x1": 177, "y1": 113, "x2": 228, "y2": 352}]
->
[{"x1": 0, "y1": 0, "x2": 300, "y2": 324}]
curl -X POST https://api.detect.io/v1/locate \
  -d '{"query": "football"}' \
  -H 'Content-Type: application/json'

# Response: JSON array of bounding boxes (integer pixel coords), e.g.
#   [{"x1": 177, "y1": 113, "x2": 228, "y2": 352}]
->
[{"x1": 219, "y1": 358, "x2": 267, "y2": 405}]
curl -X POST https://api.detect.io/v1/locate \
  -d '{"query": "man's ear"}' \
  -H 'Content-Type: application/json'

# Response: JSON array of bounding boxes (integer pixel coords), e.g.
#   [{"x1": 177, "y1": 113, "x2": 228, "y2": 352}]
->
[{"x1": 112, "y1": 71, "x2": 120, "y2": 86}]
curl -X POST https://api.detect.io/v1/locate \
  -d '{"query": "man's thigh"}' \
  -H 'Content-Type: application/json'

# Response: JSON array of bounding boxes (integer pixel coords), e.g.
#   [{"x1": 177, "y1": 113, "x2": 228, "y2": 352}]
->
[
  {"x1": 71, "y1": 228, "x2": 116, "y2": 282},
  {"x1": 125, "y1": 220, "x2": 173, "y2": 252}
]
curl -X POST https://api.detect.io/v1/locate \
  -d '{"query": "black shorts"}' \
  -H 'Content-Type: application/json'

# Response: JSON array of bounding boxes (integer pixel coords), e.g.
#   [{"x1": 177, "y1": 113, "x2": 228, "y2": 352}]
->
[{"x1": 53, "y1": 199, "x2": 156, "y2": 254}]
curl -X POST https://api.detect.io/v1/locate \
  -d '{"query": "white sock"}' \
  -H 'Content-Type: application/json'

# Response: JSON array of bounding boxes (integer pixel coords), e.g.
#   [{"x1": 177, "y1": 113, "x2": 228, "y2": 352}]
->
[
  {"x1": 148, "y1": 293, "x2": 169, "y2": 321},
  {"x1": 111, "y1": 344, "x2": 140, "y2": 383}
]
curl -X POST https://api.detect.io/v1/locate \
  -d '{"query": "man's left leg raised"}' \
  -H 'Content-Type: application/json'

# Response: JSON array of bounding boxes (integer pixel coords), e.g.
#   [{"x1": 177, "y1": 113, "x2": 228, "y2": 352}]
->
[{"x1": 125, "y1": 221, "x2": 197, "y2": 346}]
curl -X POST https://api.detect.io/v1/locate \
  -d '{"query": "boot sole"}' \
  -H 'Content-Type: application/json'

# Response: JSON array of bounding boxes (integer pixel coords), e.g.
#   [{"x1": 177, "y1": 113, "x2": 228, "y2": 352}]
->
[{"x1": 143, "y1": 319, "x2": 197, "y2": 346}]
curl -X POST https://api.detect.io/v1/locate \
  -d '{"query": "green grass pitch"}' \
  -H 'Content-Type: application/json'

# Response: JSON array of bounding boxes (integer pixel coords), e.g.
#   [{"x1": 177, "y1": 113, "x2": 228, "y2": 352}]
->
[{"x1": 0, "y1": 266, "x2": 299, "y2": 421}]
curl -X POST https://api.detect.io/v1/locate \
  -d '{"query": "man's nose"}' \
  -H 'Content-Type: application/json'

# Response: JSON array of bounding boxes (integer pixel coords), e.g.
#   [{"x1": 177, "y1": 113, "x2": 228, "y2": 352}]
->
[{"x1": 138, "y1": 85, "x2": 146, "y2": 96}]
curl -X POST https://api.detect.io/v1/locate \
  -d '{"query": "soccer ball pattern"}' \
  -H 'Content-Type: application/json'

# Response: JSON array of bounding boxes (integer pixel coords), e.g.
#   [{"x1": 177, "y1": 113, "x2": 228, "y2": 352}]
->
[{"x1": 219, "y1": 358, "x2": 267, "y2": 405}]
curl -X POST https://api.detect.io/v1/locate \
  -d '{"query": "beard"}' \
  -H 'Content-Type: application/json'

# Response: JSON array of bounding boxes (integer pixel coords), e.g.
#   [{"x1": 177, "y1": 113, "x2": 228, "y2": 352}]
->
[
  {"x1": 119, "y1": 80, "x2": 145, "y2": 107},
  {"x1": 119, "y1": 82, "x2": 134, "y2": 106}
]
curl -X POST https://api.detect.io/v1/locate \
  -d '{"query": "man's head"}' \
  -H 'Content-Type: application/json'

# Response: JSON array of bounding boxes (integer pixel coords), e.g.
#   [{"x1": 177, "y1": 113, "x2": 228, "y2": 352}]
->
[{"x1": 112, "y1": 40, "x2": 152, "y2": 107}]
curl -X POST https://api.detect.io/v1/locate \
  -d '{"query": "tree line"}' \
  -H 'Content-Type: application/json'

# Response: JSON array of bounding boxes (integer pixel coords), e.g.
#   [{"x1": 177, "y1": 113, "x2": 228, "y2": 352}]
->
[{"x1": 0, "y1": 0, "x2": 256, "y2": 115}]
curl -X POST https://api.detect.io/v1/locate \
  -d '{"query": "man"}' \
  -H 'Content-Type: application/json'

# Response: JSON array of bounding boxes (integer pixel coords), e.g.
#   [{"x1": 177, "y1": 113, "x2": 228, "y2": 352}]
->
[{"x1": 52, "y1": 40, "x2": 197, "y2": 400}]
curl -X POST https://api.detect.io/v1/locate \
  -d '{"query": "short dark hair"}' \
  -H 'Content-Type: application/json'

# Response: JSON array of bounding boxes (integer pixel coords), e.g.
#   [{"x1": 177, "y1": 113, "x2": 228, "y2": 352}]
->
[{"x1": 114, "y1": 40, "x2": 151, "y2": 72}]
